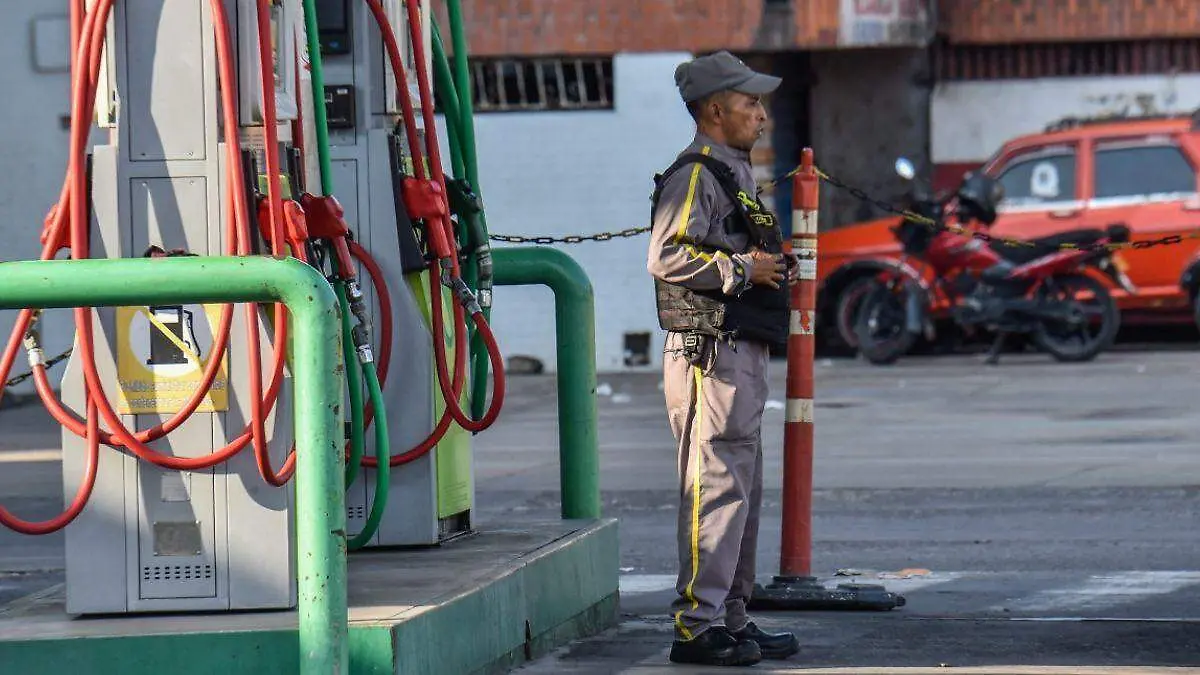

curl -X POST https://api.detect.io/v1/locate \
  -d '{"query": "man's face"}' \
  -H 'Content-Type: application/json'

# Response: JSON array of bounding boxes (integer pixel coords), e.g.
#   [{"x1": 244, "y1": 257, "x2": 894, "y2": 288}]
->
[{"x1": 715, "y1": 91, "x2": 768, "y2": 151}]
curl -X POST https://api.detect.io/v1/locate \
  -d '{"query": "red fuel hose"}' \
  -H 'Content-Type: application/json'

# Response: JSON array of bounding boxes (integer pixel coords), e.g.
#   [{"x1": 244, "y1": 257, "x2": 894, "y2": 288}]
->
[
  {"x1": 247, "y1": 0, "x2": 298, "y2": 486},
  {"x1": 0, "y1": 0, "x2": 295, "y2": 490},
  {"x1": 363, "y1": 0, "x2": 505, "y2": 442},
  {"x1": 345, "y1": 238, "x2": 461, "y2": 469}
]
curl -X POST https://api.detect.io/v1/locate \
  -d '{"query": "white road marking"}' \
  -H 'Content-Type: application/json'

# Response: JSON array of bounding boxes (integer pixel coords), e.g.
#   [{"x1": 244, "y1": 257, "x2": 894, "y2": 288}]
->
[
  {"x1": 619, "y1": 571, "x2": 965, "y2": 597},
  {"x1": 619, "y1": 574, "x2": 676, "y2": 595},
  {"x1": 993, "y1": 571, "x2": 1200, "y2": 613}
]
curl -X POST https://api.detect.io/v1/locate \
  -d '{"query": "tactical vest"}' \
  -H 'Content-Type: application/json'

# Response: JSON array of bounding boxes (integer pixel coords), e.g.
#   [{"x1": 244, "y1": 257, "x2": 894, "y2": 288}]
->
[{"x1": 650, "y1": 152, "x2": 790, "y2": 348}]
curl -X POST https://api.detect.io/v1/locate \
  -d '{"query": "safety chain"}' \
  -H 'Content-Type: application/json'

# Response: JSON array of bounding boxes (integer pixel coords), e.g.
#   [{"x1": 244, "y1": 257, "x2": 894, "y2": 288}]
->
[
  {"x1": 4, "y1": 348, "x2": 73, "y2": 389},
  {"x1": 485, "y1": 160, "x2": 1199, "y2": 253},
  {"x1": 814, "y1": 167, "x2": 1200, "y2": 253},
  {"x1": 488, "y1": 226, "x2": 651, "y2": 245},
  {"x1": 486, "y1": 163, "x2": 804, "y2": 245}
]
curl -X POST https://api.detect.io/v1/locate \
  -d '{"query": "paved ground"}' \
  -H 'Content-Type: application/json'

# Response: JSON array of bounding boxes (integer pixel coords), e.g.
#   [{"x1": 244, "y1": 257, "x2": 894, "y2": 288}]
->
[{"x1": 3, "y1": 343, "x2": 1200, "y2": 673}]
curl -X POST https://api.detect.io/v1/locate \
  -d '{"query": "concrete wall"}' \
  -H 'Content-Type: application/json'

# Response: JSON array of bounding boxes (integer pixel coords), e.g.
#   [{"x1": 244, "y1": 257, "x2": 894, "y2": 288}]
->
[
  {"x1": 432, "y1": 52, "x2": 699, "y2": 373},
  {"x1": 931, "y1": 73, "x2": 1200, "y2": 170},
  {"x1": 809, "y1": 47, "x2": 932, "y2": 230},
  {"x1": 0, "y1": 8, "x2": 96, "y2": 395}
]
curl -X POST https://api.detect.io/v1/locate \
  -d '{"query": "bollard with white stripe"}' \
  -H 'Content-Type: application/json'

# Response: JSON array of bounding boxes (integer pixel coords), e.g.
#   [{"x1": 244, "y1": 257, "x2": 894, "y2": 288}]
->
[
  {"x1": 781, "y1": 147, "x2": 820, "y2": 578},
  {"x1": 749, "y1": 148, "x2": 905, "y2": 612}
]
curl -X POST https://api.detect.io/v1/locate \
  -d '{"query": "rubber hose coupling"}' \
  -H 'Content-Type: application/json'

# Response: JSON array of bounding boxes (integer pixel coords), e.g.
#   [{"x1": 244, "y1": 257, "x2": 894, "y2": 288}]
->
[
  {"x1": 475, "y1": 248, "x2": 494, "y2": 310},
  {"x1": 345, "y1": 280, "x2": 373, "y2": 341},
  {"x1": 450, "y1": 277, "x2": 483, "y2": 316},
  {"x1": 22, "y1": 327, "x2": 44, "y2": 369}
]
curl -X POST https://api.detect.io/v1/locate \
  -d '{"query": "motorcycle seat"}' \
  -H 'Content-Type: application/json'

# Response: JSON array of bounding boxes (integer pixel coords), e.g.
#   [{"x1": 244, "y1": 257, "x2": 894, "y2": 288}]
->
[{"x1": 988, "y1": 228, "x2": 1107, "y2": 265}]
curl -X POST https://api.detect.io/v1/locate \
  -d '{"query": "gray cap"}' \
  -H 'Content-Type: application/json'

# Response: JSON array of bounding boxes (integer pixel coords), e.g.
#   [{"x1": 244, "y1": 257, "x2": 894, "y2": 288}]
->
[{"x1": 674, "y1": 50, "x2": 782, "y2": 103}]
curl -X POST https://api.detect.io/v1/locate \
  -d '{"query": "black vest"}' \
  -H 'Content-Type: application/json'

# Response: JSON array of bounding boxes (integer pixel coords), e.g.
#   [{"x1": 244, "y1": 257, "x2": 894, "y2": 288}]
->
[{"x1": 650, "y1": 152, "x2": 790, "y2": 348}]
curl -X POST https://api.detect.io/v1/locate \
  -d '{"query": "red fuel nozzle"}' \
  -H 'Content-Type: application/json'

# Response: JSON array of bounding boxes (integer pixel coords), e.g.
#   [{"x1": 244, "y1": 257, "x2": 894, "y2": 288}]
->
[
  {"x1": 299, "y1": 193, "x2": 356, "y2": 277},
  {"x1": 256, "y1": 197, "x2": 310, "y2": 258},
  {"x1": 400, "y1": 178, "x2": 453, "y2": 260}
]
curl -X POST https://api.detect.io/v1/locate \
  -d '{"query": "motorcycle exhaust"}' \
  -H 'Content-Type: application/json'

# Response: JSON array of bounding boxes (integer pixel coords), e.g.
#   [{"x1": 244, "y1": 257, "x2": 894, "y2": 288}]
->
[
  {"x1": 904, "y1": 284, "x2": 924, "y2": 334},
  {"x1": 1002, "y1": 299, "x2": 1080, "y2": 323}
]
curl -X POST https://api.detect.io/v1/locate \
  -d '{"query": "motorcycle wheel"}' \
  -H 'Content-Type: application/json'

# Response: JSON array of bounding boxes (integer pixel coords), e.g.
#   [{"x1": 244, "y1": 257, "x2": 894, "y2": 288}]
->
[
  {"x1": 1030, "y1": 273, "x2": 1120, "y2": 363},
  {"x1": 853, "y1": 279, "x2": 919, "y2": 365},
  {"x1": 833, "y1": 276, "x2": 877, "y2": 351},
  {"x1": 1193, "y1": 290, "x2": 1200, "y2": 335}
]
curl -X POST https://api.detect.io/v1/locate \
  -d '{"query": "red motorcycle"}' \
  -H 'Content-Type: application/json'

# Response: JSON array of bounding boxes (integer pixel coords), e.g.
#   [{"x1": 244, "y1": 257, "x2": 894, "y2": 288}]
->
[{"x1": 852, "y1": 158, "x2": 1138, "y2": 366}]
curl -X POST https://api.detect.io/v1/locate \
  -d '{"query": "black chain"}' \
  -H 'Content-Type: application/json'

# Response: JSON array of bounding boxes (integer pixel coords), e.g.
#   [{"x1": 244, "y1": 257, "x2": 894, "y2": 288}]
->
[
  {"x1": 486, "y1": 163, "x2": 803, "y2": 245},
  {"x1": 488, "y1": 226, "x2": 652, "y2": 245},
  {"x1": 815, "y1": 167, "x2": 1200, "y2": 253},
  {"x1": 485, "y1": 161, "x2": 1199, "y2": 253},
  {"x1": 4, "y1": 348, "x2": 73, "y2": 388}
]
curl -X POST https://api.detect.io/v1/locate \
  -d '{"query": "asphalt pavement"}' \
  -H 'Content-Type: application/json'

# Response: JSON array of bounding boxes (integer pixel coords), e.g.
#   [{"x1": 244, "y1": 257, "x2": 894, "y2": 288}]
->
[{"x1": 2, "y1": 343, "x2": 1200, "y2": 673}]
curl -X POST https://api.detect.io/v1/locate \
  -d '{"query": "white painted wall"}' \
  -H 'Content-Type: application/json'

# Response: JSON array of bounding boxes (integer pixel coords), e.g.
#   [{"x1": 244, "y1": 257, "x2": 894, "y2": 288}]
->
[
  {"x1": 931, "y1": 73, "x2": 1200, "y2": 164},
  {"x1": 0, "y1": 8, "x2": 94, "y2": 395},
  {"x1": 432, "y1": 51, "x2": 698, "y2": 373}
]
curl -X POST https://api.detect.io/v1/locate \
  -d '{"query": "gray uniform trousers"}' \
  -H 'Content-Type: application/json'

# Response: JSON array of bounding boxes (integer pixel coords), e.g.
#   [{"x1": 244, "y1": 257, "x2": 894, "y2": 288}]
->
[{"x1": 663, "y1": 330, "x2": 768, "y2": 641}]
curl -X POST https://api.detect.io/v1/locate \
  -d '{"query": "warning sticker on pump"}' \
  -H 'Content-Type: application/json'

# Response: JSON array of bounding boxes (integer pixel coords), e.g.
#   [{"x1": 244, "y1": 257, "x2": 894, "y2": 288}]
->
[{"x1": 115, "y1": 304, "x2": 229, "y2": 414}]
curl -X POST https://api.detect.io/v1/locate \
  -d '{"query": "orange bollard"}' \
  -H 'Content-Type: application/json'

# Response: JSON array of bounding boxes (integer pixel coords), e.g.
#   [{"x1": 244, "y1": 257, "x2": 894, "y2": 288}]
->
[
  {"x1": 748, "y1": 149, "x2": 905, "y2": 611},
  {"x1": 781, "y1": 148, "x2": 819, "y2": 577}
]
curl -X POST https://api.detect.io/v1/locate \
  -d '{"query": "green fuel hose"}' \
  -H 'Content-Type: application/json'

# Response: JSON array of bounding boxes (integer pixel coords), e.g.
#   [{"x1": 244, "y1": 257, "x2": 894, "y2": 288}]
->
[
  {"x1": 337, "y1": 283, "x2": 365, "y2": 490},
  {"x1": 300, "y1": 0, "x2": 391, "y2": 548},
  {"x1": 433, "y1": 3, "x2": 494, "y2": 420}
]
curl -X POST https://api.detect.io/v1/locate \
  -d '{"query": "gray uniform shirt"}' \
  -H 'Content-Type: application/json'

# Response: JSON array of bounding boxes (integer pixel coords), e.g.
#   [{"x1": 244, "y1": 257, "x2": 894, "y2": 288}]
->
[{"x1": 646, "y1": 132, "x2": 757, "y2": 297}]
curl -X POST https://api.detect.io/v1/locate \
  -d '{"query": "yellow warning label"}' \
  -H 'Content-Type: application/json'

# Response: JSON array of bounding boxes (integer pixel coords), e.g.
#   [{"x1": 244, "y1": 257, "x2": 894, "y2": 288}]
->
[{"x1": 115, "y1": 304, "x2": 229, "y2": 415}]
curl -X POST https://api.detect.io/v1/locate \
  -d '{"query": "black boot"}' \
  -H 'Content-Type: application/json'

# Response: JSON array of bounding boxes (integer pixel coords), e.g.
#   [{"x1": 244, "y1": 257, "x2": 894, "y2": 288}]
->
[
  {"x1": 730, "y1": 621, "x2": 800, "y2": 660},
  {"x1": 669, "y1": 625, "x2": 762, "y2": 667}
]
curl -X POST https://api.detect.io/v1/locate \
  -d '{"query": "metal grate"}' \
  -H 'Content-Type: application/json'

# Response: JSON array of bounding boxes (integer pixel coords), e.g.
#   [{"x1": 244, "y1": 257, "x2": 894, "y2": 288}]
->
[
  {"x1": 468, "y1": 56, "x2": 614, "y2": 113},
  {"x1": 142, "y1": 564, "x2": 214, "y2": 581},
  {"x1": 934, "y1": 38, "x2": 1200, "y2": 81}
]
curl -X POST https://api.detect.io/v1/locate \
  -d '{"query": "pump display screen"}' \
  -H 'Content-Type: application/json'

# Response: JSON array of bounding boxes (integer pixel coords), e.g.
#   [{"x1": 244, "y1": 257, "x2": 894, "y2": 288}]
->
[{"x1": 316, "y1": 0, "x2": 351, "y2": 55}]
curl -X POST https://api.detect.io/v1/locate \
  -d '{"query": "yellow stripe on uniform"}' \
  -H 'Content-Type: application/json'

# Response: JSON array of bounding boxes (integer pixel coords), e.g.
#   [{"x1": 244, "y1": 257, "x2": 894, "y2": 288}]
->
[
  {"x1": 671, "y1": 146, "x2": 730, "y2": 266},
  {"x1": 674, "y1": 146, "x2": 711, "y2": 241},
  {"x1": 674, "y1": 365, "x2": 705, "y2": 640}
]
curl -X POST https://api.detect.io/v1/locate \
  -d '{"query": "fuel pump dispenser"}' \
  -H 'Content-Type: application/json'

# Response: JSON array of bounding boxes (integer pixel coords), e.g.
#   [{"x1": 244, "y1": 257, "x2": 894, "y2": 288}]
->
[
  {"x1": 0, "y1": 0, "x2": 508, "y2": 620},
  {"x1": 312, "y1": 0, "x2": 480, "y2": 548},
  {"x1": 0, "y1": 0, "x2": 312, "y2": 615}
]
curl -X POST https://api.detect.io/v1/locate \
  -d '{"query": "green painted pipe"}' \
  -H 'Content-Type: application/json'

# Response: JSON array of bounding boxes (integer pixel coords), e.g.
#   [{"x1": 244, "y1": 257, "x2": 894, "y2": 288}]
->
[
  {"x1": 492, "y1": 248, "x2": 600, "y2": 519},
  {"x1": 0, "y1": 255, "x2": 348, "y2": 674}
]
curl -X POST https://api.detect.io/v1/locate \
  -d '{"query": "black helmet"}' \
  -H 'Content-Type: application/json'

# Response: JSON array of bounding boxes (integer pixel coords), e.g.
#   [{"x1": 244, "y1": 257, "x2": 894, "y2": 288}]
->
[{"x1": 955, "y1": 171, "x2": 1004, "y2": 225}]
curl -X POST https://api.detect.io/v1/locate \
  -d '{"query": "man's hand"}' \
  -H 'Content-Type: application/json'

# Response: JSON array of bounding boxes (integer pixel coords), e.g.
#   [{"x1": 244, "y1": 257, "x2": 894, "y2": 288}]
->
[{"x1": 747, "y1": 249, "x2": 786, "y2": 289}]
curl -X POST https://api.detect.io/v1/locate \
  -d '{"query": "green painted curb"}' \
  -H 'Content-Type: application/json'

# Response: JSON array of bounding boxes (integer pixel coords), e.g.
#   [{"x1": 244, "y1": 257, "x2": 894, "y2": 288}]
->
[{"x1": 0, "y1": 520, "x2": 619, "y2": 675}]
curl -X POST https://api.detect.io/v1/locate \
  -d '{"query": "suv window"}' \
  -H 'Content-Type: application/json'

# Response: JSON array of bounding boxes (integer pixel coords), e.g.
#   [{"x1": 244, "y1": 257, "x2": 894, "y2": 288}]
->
[
  {"x1": 995, "y1": 148, "x2": 1077, "y2": 208},
  {"x1": 1093, "y1": 141, "x2": 1197, "y2": 202}
]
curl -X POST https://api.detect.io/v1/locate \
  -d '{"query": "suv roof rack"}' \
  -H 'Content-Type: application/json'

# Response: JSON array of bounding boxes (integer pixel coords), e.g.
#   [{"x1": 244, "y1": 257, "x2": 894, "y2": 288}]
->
[
  {"x1": 1044, "y1": 109, "x2": 1200, "y2": 132},
  {"x1": 1043, "y1": 107, "x2": 1200, "y2": 133}
]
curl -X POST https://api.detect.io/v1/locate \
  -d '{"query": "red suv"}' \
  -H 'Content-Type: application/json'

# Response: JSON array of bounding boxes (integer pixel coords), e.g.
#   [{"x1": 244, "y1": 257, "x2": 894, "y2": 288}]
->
[{"x1": 816, "y1": 110, "x2": 1200, "y2": 352}]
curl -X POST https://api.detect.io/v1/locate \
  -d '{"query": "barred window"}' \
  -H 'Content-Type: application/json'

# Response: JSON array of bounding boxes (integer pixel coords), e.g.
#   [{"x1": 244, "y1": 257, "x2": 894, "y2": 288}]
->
[{"x1": 467, "y1": 57, "x2": 614, "y2": 113}]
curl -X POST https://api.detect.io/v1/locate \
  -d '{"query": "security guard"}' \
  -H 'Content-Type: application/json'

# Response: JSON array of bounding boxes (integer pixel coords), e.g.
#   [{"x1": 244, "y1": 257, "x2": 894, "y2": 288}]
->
[{"x1": 646, "y1": 51, "x2": 801, "y2": 667}]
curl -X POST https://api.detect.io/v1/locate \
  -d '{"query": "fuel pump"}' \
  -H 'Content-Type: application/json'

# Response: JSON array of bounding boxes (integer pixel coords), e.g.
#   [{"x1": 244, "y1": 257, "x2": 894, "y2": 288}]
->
[
  {"x1": 0, "y1": 0, "x2": 507, "y2": 617},
  {"x1": 309, "y1": 0, "x2": 504, "y2": 548},
  {"x1": 0, "y1": 0, "x2": 309, "y2": 615}
]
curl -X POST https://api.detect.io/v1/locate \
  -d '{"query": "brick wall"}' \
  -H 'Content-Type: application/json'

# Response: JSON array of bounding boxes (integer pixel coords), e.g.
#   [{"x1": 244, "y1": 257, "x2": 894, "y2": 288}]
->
[
  {"x1": 940, "y1": 0, "x2": 1200, "y2": 44},
  {"x1": 430, "y1": 0, "x2": 843, "y2": 57}
]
